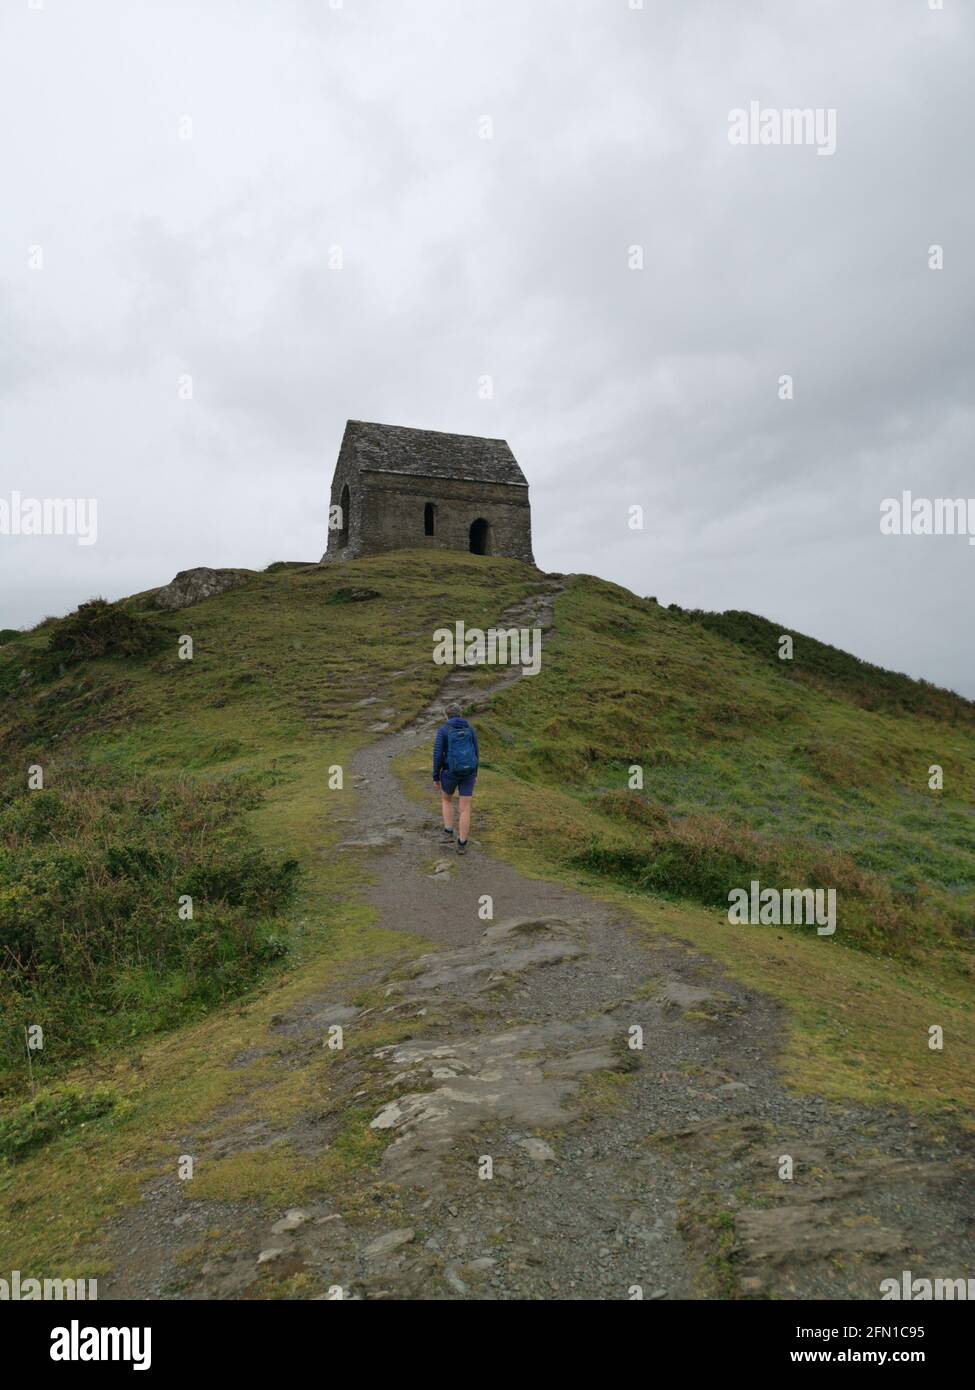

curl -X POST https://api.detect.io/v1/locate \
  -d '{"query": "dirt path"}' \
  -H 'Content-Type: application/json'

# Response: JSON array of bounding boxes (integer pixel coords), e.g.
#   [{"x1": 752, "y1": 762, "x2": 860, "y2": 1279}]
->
[{"x1": 101, "y1": 584, "x2": 973, "y2": 1300}]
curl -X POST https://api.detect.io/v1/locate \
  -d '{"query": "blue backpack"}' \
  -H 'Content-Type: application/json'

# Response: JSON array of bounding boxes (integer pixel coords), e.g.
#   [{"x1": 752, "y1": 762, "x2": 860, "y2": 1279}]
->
[{"x1": 446, "y1": 723, "x2": 478, "y2": 778}]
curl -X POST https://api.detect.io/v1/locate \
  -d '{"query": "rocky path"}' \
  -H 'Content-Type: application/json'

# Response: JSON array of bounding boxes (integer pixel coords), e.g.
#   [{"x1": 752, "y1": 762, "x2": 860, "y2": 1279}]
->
[{"x1": 102, "y1": 584, "x2": 973, "y2": 1300}]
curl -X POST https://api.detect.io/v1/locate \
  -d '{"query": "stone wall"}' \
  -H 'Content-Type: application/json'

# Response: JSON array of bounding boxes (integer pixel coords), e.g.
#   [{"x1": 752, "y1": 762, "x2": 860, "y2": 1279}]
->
[
  {"x1": 324, "y1": 466, "x2": 534, "y2": 565},
  {"x1": 323, "y1": 439, "x2": 364, "y2": 559}
]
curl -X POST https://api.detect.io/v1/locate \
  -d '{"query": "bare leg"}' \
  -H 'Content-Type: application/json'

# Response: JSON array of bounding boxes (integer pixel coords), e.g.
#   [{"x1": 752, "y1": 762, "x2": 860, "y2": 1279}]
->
[
  {"x1": 440, "y1": 788, "x2": 455, "y2": 831},
  {"x1": 458, "y1": 795, "x2": 472, "y2": 841}
]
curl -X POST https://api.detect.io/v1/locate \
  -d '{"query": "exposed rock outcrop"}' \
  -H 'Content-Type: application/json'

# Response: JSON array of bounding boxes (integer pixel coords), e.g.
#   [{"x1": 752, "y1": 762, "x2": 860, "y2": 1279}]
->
[{"x1": 152, "y1": 567, "x2": 248, "y2": 611}]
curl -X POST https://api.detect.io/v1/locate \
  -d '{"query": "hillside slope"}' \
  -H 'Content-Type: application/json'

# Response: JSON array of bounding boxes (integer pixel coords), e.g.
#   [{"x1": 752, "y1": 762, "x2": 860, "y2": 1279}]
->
[
  {"x1": 0, "y1": 554, "x2": 541, "y2": 1083},
  {"x1": 474, "y1": 577, "x2": 975, "y2": 958},
  {"x1": 2, "y1": 551, "x2": 972, "y2": 1081},
  {"x1": 0, "y1": 551, "x2": 971, "y2": 1296}
]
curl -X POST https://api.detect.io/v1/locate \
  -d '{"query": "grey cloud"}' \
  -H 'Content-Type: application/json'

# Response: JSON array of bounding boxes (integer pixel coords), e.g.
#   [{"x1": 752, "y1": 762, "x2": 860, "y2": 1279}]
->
[{"x1": 1, "y1": 0, "x2": 972, "y2": 694}]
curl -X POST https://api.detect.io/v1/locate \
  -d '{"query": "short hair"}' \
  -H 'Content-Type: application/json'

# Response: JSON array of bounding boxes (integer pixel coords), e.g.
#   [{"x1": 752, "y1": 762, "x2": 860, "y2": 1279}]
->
[{"x1": 445, "y1": 702, "x2": 463, "y2": 718}]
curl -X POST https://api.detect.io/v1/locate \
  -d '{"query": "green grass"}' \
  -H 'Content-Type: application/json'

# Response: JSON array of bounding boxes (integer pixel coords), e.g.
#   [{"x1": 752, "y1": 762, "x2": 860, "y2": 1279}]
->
[
  {"x1": 393, "y1": 568, "x2": 974, "y2": 1117},
  {"x1": 472, "y1": 576, "x2": 975, "y2": 959},
  {"x1": 0, "y1": 1084, "x2": 125, "y2": 1167},
  {"x1": 1, "y1": 550, "x2": 972, "y2": 1279},
  {"x1": 0, "y1": 550, "x2": 537, "y2": 1269},
  {"x1": 0, "y1": 550, "x2": 539, "y2": 1089},
  {"x1": 0, "y1": 765, "x2": 298, "y2": 1080},
  {"x1": 688, "y1": 606, "x2": 975, "y2": 724},
  {"x1": 396, "y1": 746, "x2": 975, "y2": 1119}
]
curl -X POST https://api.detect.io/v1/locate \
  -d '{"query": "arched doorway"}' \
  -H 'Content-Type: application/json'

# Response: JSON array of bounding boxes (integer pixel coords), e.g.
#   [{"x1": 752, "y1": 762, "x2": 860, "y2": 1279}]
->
[
  {"x1": 337, "y1": 484, "x2": 350, "y2": 548},
  {"x1": 469, "y1": 518, "x2": 490, "y2": 555}
]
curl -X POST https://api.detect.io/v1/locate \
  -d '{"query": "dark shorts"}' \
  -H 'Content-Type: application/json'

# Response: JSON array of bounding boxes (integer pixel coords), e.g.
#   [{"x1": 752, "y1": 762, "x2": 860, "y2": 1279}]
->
[{"x1": 439, "y1": 771, "x2": 476, "y2": 797}]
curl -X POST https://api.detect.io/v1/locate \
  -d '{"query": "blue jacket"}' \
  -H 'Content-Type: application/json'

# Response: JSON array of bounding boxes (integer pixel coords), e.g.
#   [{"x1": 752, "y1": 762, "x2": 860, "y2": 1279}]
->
[{"x1": 433, "y1": 716, "x2": 479, "y2": 781}]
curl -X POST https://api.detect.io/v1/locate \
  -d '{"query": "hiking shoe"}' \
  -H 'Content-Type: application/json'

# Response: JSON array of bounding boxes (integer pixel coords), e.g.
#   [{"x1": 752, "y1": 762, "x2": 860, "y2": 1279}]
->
[
  {"x1": 456, "y1": 839, "x2": 468, "y2": 855},
  {"x1": 442, "y1": 826, "x2": 455, "y2": 839}
]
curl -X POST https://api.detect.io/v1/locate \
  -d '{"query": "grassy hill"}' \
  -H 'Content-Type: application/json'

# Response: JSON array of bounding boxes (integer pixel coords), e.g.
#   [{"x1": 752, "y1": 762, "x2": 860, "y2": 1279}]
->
[
  {"x1": 1, "y1": 550, "x2": 972, "y2": 1209},
  {"x1": 471, "y1": 579, "x2": 975, "y2": 957},
  {"x1": 0, "y1": 554, "x2": 541, "y2": 1089},
  {"x1": 394, "y1": 567, "x2": 974, "y2": 1117},
  {"x1": 687, "y1": 607, "x2": 975, "y2": 724}
]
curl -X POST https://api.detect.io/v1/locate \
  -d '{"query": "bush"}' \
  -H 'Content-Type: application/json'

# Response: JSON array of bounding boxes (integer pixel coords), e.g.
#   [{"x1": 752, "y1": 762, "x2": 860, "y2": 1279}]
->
[
  {"x1": 33, "y1": 599, "x2": 166, "y2": 677},
  {"x1": 0, "y1": 763, "x2": 300, "y2": 1082},
  {"x1": 567, "y1": 810, "x2": 946, "y2": 955}
]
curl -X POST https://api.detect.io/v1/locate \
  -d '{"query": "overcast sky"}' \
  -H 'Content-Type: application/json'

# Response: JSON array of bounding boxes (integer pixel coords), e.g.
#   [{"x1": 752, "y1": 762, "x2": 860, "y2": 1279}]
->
[{"x1": 2, "y1": 0, "x2": 973, "y2": 695}]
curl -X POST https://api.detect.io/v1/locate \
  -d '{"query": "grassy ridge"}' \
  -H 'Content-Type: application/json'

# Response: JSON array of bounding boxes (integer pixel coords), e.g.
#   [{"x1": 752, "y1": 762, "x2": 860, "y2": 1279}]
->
[
  {"x1": 473, "y1": 576, "x2": 975, "y2": 959},
  {"x1": 688, "y1": 607, "x2": 975, "y2": 724}
]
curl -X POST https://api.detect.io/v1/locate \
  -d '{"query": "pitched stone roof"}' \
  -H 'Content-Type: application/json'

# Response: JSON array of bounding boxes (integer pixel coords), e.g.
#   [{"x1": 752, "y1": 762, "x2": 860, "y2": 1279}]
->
[{"x1": 342, "y1": 420, "x2": 528, "y2": 487}]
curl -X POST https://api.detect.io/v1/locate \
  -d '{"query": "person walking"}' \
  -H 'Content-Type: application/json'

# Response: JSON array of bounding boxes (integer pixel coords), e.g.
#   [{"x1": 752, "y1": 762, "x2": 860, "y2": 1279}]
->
[{"x1": 432, "y1": 702, "x2": 479, "y2": 855}]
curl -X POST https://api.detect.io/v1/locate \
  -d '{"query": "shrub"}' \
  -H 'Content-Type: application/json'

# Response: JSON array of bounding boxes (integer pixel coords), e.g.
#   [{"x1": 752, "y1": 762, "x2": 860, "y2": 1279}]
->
[
  {"x1": 34, "y1": 599, "x2": 166, "y2": 677},
  {"x1": 567, "y1": 810, "x2": 948, "y2": 956},
  {"x1": 0, "y1": 763, "x2": 300, "y2": 1082}
]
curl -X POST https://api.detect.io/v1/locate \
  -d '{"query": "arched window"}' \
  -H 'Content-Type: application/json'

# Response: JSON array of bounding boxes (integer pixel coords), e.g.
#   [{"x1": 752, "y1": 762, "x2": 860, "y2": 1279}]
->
[
  {"x1": 469, "y1": 518, "x2": 490, "y2": 555},
  {"x1": 338, "y1": 484, "x2": 350, "y2": 548},
  {"x1": 424, "y1": 502, "x2": 436, "y2": 537}
]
